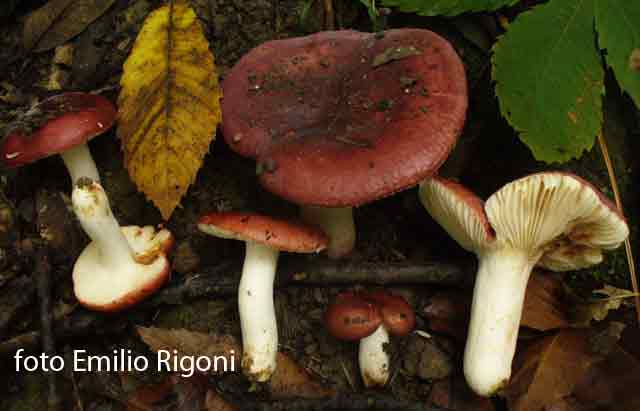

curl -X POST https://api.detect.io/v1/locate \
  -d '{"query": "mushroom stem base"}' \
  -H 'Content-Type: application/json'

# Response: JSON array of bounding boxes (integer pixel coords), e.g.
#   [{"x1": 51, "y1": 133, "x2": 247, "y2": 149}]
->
[
  {"x1": 464, "y1": 248, "x2": 536, "y2": 397},
  {"x1": 301, "y1": 206, "x2": 355, "y2": 259},
  {"x1": 239, "y1": 241, "x2": 279, "y2": 381},
  {"x1": 359, "y1": 325, "x2": 390, "y2": 387},
  {"x1": 61, "y1": 143, "x2": 100, "y2": 184}
]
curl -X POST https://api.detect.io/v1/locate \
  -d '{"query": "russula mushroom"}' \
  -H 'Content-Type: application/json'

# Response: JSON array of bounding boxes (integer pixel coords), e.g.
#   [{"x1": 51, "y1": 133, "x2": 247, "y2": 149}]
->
[
  {"x1": 72, "y1": 177, "x2": 174, "y2": 312},
  {"x1": 198, "y1": 212, "x2": 328, "y2": 381},
  {"x1": 1, "y1": 92, "x2": 116, "y2": 184},
  {"x1": 222, "y1": 29, "x2": 467, "y2": 258},
  {"x1": 419, "y1": 173, "x2": 629, "y2": 396},
  {"x1": 325, "y1": 290, "x2": 415, "y2": 387}
]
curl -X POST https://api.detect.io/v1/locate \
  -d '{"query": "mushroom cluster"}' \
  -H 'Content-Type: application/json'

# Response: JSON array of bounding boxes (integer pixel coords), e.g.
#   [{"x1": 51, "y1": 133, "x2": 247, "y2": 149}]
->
[
  {"x1": 221, "y1": 29, "x2": 468, "y2": 258},
  {"x1": 325, "y1": 290, "x2": 415, "y2": 387},
  {"x1": 419, "y1": 172, "x2": 629, "y2": 396}
]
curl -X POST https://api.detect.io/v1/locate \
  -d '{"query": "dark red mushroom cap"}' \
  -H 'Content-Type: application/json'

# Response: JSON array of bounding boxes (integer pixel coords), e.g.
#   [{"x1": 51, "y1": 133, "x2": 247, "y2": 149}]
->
[
  {"x1": 364, "y1": 290, "x2": 416, "y2": 336},
  {"x1": 324, "y1": 292, "x2": 383, "y2": 341},
  {"x1": 198, "y1": 211, "x2": 328, "y2": 253},
  {"x1": 222, "y1": 29, "x2": 468, "y2": 207},
  {"x1": 1, "y1": 92, "x2": 116, "y2": 168}
]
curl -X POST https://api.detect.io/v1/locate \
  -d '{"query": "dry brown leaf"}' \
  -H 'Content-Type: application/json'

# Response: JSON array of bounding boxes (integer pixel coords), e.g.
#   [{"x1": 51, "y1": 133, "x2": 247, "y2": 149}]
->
[
  {"x1": 137, "y1": 327, "x2": 332, "y2": 399},
  {"x1": 137, "y1": 326, "x2": 239, "y2": 375},
  {"x1": 428, "y1": 375, "x2": 495, "y2": 411},
  {"x1": 23, "y1": 0, "x2": 116, "y2": 52},
  {"x1": 204, "y1": 390, "x2": 237, "y2": 411},
  {"x1": 505, "y1": 329, "x2": 598, "y2": 411},
  {"x1": 270, "y1": 353, "x2": 334, "y2": 399},
  {"x1": 521, "y1": 272, "x2": 569, "y2": 331},
  {"x1": 118, "y1": 0, "x2": 222, "y2": 219},
  {"x1": 572, "y1": 345, "x2": 640, "y2": 410},
  {"x1": 571, "y1": 284, "x2": 637, "y2": 327},
  {"x1": 424, "y1": 272, "x2": 569, "y2": 338}
]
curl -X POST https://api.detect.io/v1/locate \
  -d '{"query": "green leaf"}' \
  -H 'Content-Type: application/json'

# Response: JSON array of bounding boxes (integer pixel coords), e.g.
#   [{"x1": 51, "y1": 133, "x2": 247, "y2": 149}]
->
[
  {"x1": 380, "y1": 0, "x2": 520, "y2": 17},
  {"x1": 595, "y1": 0, "x2": 640, "y2": 107},
  {"x1": 492, "y1": 0, "x2": 604, "y2": 163}
]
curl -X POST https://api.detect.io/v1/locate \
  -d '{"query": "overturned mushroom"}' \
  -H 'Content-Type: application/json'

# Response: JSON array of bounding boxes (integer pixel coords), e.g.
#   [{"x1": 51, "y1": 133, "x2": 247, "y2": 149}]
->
[
  {"x1": 419, "y1": 173, "x2": 628, "y2": 396},
  {"x1": 222, "y1": 29, "x2": 467, "y2": 258},
  {"x1": 325, "y1": 290, "x2": 415, "y2": 387},
  {"x1": 1, "y1": 92, "x2": 116, "y2": 184},
  {"x1": 198, "y1": 212, "x2": 327, "y2": 381},
  {"x1": 72, "y1": 178, "x2": 173, "y2": 312}
]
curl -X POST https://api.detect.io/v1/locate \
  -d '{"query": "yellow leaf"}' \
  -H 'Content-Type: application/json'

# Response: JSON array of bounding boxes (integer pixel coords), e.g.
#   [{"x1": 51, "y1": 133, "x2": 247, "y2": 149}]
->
[{"x1": 118, "y1": 0, "x2": 221, "y2": 219}]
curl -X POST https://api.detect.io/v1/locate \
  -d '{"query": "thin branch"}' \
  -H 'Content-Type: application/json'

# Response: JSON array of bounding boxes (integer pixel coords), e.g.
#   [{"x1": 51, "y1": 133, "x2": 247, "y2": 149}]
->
[{"x1": 597, "y1": 131, "x2": 640, "y2": 323}]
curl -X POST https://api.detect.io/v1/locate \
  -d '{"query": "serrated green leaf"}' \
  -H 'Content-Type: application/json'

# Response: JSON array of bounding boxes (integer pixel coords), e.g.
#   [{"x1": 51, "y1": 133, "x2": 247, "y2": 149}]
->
[
  {"x1": 595, "y1": 0, "x2": 640, "y2": 107},
  {"x1": 492, "y1": 0, "x2": 604, "y2": 163},
  {"x1": 380, "y1": 0, "x2": 520, "y2": 17}
]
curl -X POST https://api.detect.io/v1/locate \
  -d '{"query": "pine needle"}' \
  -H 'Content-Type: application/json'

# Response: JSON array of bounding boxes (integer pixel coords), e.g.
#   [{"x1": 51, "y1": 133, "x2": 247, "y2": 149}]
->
[{"x1": 597, "y1": 131, "x2": 640, "y2": 324}]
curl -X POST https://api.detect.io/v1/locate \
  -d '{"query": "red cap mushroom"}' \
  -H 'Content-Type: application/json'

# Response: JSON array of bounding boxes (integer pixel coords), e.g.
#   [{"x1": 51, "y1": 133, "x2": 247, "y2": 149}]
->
[
  {"x1": 72, "y1": 178, "x2": 174, "y2": 312},
  {"x1": 419, "y1": 173, "x2": 629, "y2": 396},
  {"x1": 325, "y1": 290, "x2": 415, "y2": 387},
  {"x1": 1, "y1": 92, "x2": 116, "y2": 184},
  {"x1": 222, "y1": 29, "x2": 468, "y2": 258},
  {"x1": 198, "y1": 212, "x2": 327, "y2": 381}
]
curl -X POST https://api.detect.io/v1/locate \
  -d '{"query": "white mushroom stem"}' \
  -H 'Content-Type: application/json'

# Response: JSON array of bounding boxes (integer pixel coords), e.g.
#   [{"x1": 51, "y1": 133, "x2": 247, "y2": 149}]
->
[
  {"x1": 301, "y1": 206, "x2": 355, "y2": 259},
  {"x1": 358, "y1": 325, "x2": 390, "y2": 387},
  {"x1": 61, "y1": 143, "x2": 100, "y2": 184},
  {"x1": 238, "y1": 240, "x2": 279, "y2": 382},
  {"x1": 72, "y1": 178, "x2": 135, "y2": 271},
  {"x1": 464, "y1": 248, "x2": 538, "y2": 396}
]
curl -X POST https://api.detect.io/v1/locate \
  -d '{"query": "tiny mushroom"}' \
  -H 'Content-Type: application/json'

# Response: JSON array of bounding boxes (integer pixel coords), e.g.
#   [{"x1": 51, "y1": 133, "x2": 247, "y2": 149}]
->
[
  {"x1": 198, "y1": 212, "x2": 328, "y2": 381},
  {"x1": 222, "y1": 29, "x2": 468, "y2": 258},
  {"x1": 325, "y1": 290, "x2": 415, "y2": 387},
  {"x1": 1, "y1": 92, "x2": 116, "y2": 184},
  {"x1": 72, "y1": 177, "x2": 174, "y2": 312},
  {"x1": 419, "y1": 173, "x2": 629, "y2": 396}
]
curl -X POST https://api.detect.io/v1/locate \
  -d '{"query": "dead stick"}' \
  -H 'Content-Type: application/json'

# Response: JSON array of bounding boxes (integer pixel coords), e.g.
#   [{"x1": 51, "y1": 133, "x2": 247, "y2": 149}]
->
[
  {"x1": 33, "y1": 246, "x2": 60, "y2": 410},
  {"x1": 0, "y1": 259, "x2": 471, "y2": 354}
]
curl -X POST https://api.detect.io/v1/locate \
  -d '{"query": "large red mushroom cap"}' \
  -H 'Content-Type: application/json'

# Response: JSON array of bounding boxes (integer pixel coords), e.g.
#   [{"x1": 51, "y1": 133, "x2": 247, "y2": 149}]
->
[
  {"x1": 222, "y1": 29, "x2": 468, "y2": 206},
  {"x1": 1, "y1": 92, "x2": 116, "y2": 168},
  {"x1": 198, "y1": 211, "x2": 328, "y2": 253}
]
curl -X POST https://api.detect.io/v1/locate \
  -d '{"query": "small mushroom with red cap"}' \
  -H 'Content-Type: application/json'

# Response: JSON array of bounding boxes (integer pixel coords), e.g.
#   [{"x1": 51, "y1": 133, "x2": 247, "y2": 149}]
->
[
  {"x1": 325, "y1": 290, "x2": 415, "y2": 387},
  {"x1": 1, "y1": 92, "x2": 116, "y2": 184},
  {"x1": 221, "y1": 29, "x2": 468, "y2": 258},
  {"x1": 419, "y1": 173, "x2": 629, "y2": 396},
  {"x1": 198, "y1": 212, "x2": 328, "y2": 381},
  {"x1": 72, "y1": 177, "x2": 174, "y2": 312}
]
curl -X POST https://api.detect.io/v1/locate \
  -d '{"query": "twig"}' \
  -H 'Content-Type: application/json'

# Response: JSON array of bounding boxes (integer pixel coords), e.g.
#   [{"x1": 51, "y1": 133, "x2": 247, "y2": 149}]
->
[
  {"x1": 148, "y1": 258, "x2": 471, "y2": 306},
  {"x1": 597, "y1": 131, "x2": 640, "y2": 323},
  {"x1": 237, "y1": 393, "x2": 448, "y2": 411},
  {"x1": 33, "y1": 246, "x2": 61, "y2": 410},
  {"x1": 0, "y1": 259, "x2": 471, "y2": 355}
]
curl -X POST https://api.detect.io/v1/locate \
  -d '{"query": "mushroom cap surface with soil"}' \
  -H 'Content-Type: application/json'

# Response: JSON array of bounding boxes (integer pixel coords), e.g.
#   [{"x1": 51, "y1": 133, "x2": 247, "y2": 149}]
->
[
  {"x1": 419, "y1": 172, "x2": 629, "y2": 396},
  {"x1": 221, "y1": 29, "x2": 467, "y2": 258},
  {"x1": 1, "y1": 92, "x2": 117, "y2": 184},
  {"x1": 198, "y1": 211, "x2": 327, "y2": 381},
  {"x1": 72, "y1": 178, "x2": 173, "y2": 312},
  {"x1": 325, "y1": 290, "x2": 415, "y2": 387}
]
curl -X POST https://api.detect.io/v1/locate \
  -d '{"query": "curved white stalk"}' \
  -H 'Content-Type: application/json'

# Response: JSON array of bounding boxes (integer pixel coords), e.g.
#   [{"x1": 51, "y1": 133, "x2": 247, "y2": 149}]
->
[
  {"x1": 301, "y1": 205, "x2": 355, "y2": 259},
  {"x1": 61, "y1": 143, "x2": 100, "y2": 184},
  {"x1": 464, "y1": 248, "x2": 537, "y2": 396},
  {"x1": 358, "y1": 325, "x2": 390, "y2": 387},
  {"x1": 72, "y1": 178, "x2": 135, "y2": 271},
  {"x1": 238, "y1": 241, "x2": 279, "y2": 381}
]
